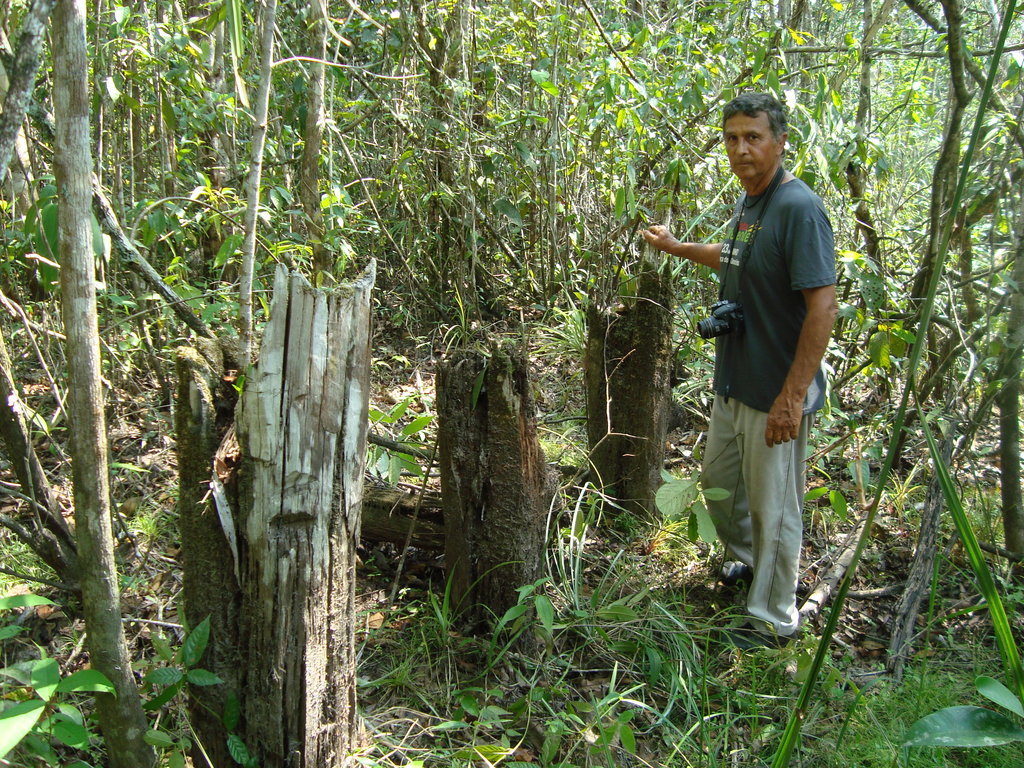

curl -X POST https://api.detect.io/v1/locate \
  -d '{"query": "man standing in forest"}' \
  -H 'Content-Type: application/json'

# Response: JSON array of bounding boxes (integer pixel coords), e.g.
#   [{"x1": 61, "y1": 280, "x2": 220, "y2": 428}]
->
[{"x1": 642, "y1": 93, "x2": 838, "y2": 648}]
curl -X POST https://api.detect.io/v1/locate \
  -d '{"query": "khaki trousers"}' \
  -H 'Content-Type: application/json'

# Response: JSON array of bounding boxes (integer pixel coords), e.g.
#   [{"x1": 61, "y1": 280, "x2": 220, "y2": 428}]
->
[{"x1": 701, "y1": 395, "x2": 810, "y2": 636}]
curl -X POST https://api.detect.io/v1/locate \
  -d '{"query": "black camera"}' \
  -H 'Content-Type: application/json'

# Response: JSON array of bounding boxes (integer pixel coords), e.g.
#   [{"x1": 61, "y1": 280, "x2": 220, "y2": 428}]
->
[{"x1": 696, "y1": 299, "x2": 743, "y2": 339}]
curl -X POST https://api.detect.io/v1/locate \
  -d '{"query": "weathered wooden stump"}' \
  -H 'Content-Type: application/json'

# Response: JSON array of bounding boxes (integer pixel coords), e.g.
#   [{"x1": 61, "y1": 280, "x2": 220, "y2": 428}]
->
[
  {"x1": 177, "y1": 263, "x2": 374, "y2": 768},
  {"x1": 584, "y1": 262, "x2": 675, "y2": 523},
  {"x1": 437, "y1": 345, "x2": 553, "y2": 626}
]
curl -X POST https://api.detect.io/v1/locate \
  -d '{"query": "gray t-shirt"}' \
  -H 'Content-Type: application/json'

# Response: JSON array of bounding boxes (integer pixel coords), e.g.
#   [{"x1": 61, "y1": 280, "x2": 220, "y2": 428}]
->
[{"x1": 713, "y1": 176, "x2": 836, "y2": 413}]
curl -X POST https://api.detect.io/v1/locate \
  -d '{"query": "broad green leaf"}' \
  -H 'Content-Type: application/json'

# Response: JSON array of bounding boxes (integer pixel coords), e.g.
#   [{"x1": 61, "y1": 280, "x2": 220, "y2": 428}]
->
[
  {"x1": 146, "y1": 667, "x2": 184, "y2": 687},
  {"x1": 180, "y1": 617, "x2": 211, "y2": 668},
  {"x1": 977, "y1": 676, "x2": 1024, "y2": 717},
  {"x1": 595, "y1": 604, "x2": 639, "y2": 623},
  {"x1": 703, "y1": 487, "x2": 731, "y2": 502},
  {"x1": 692, "y1": 508, "x2": 718, "y2": 543},
  {"x1": 535, "y1": 595, "x2": 555, "y2": 636},
  {"x1": 187, "y1": 669, "x2": 225, "y2": 687},
  {"x1": 530, "y1": 69, "x2": 559, "y2": 96},
  {"x1": 144, "y1": 729, "x2": 176, "y2": 749},
  {"x1": 868, "y1": 330, "x2": 890, "y2": 369},
  {"x1": 0, "y1": 699, "x2": 46, "y2": 759},
  {"x1": 495, "y1": 603, "x2": 528, "y2": 634},
  {"x1": 400, "y1": 415, "x2": 433, "y2": 437},
  {"x1": 0, "y1": 626, "x2": 22, "y2": 641},
  {"x1": 226, "y1": 732, "x2": 252, "y2": 765},
  {"x1": 30, "y1": 657, "x2": 59, "y2": 702},
  {"x1": 49, "y1": 716, "x2": 91, "y2": 749},
  {"x1": 654, "y1": 476, "x2": 699, "y2": 520},
  {"x1": 494, "y1": 198, "x2": 522, "y2": 228},
  {"x1": 903, "y1": 705, "x2": 1024, "y2": 747},
  {"x1": 56, "y1": 669, "x2": 115, "y2": 695},
  {"x1": 829, "y1": 490, "x2": 848, "y2": 520},
  {"x1": 0, "y1": 595, "x2": 55, "y2": 611}
]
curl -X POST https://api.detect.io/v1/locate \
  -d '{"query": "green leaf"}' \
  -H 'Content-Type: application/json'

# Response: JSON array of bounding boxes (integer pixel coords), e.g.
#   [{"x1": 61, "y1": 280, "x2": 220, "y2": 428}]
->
[
  {"x1": 494, "y1": 198, "x2": 523, "y2": 228},
  {"x1": 56, "y1": 669, "x2": 115, "y2": 695},
  {"x1": 654, "y1": 476, "x2": 700, "y2": 521},
  {"x1": 49, "y1": 716, "x2": 92, "y2": 749},
  {"x1": 535, "y1": 595, "x2": 555, "y2": 636},
  {"x1": 30, "y1": 657, "x2": 60, "y2": 702},
  {"x1": 595, "y1": 604, "x2": 639, "y2": 623},
  {"x1": 227, "y1": 732, "x2": 252, "y2": 765},
  {"x1": 691, "y1": 507, "x2": 718, "y2": 543},
  {"x1": 495, "y1": 603, "x2": 528, "y2": 634},
  {"x1": 0, "y1": 699, "x2": 46, "y2": 760},
  {"x1": 146, "y1": 667, "x2": 184, "y2": 687},
  {"x1": 903, "y1": 705, "x2": 1024, "y2": 747},
  {"x1": 0, "y1": 626, "x2": 22, "y2": 641},
  {"x1": 180, "y1": 617, "x2": 211, "y2": 668},
  {"x1": 703, "y1": 487, "x2": 731, "y2": 502},
  {"x1": 977, "y1": 676, "x2": 1024, "y2": 717},
  {"x1": 400, "y1": 414, "x2": 433, "y2": 437},
  {"x1": 0, "y1": 595, "x2": 55, "y2": 611},
  {"x1": 187, "y1": 669, "x2": 224, "y2": 687},
  {"x1": 829, "y1": 490, "x2": 848, "y2": 520},
  {"x1": 144, "y1": 729, "x2": 176, "y2": 749},
  {"x1": 530, "y1": 69, "x2": 559, "y2": 96}
]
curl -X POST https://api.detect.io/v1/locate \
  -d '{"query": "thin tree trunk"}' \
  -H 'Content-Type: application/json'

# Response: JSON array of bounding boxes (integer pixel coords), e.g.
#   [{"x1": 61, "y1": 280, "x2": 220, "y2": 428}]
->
[
  {"x1": 235, "y1": 264, "x2": 374, "y2": 767},
  {"x1": 999, "y1": 217, "x2": 1024, "y2": 557},
  {"x1": 238, "y1": 0, "x2": 278, "y2": 363},
  {"x1": 0, "y1": 0, "x2": 55, "y2": 177},
  {"x1": 53, "y1": 3, "x2": 155, "y2": 765},
  {"x1": 437, "y1": 344, "x2": 553, "y2": 626},
  {"x1": 301, "y1": 0, "x2": 329, "y2": 273}
]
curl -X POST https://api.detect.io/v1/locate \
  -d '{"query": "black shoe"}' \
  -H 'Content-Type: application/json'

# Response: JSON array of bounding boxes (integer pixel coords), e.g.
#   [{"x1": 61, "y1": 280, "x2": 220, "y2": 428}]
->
[
  {"x1": 720, "y1": 561, "x2": 753, "y2": 587},
  {"x1": 722, "y1": 622, "x2": 794, "y2": 650}
]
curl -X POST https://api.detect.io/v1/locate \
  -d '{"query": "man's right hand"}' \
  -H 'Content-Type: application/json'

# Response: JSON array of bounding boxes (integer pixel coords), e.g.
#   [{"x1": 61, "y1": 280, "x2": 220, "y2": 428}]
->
[{"x1": 642, "y1": 225, "x2": 680, "y2": 254}]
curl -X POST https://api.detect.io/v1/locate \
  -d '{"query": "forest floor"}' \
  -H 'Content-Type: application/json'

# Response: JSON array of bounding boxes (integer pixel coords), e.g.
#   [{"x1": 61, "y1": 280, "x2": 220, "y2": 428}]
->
[{"x1": 1, "y1": 316, "x2": 1022, "y2": 768}]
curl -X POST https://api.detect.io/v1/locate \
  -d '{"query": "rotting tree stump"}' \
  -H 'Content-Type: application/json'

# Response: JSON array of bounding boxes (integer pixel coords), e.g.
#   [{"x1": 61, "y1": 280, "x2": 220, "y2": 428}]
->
[
  {"x1": 177, "y1": 263, "x2": 374, "y2": 768},
  {"x1": 437, "y1": 344, "x2": 553, "y2": 626},
  {"x1": 584, "y1": 262, "x2": 675, "y2": 522}
]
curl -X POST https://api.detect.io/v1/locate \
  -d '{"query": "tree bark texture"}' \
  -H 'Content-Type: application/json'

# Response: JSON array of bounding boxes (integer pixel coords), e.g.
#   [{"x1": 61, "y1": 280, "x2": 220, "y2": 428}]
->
[
  {"x1": 175, "y1": 339, "x2": 243, "y2": 768},
  {"x1": 53, "y1": 2, "x2": 155, "y2": 765},
  {"x1": 0, "y1": 0, "x2": 55, "y2": 178},
  {"x1": 234, "y1": 263, "x2": 374, "y2": 767},
  {"x1": 585, "y1": 264, "x2": 674, "y2": 522},
  {"x1": 437, "y1": 345, "x2": 553, "y2": 625}
]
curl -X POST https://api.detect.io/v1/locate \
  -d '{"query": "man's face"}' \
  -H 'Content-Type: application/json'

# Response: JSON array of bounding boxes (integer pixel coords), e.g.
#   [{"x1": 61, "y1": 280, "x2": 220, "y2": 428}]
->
[{"x1": 723, "y1": 111, "x2": 787, "y2": 195}]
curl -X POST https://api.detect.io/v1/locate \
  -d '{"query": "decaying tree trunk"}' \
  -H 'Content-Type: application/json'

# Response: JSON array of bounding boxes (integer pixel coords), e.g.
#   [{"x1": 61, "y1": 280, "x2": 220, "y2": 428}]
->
[
  {"x1": 177, "y1": 264, "x2": 374, "y2": 767},
  {"x1": 585, "y1": 262, "x2": 674, "y2": 522},
  {"x1": 235, "y1": 264, "x2": 373, "y2": 767},
  {"x1": 437, "y1": 345, "x2": 553, "y2": 625}
]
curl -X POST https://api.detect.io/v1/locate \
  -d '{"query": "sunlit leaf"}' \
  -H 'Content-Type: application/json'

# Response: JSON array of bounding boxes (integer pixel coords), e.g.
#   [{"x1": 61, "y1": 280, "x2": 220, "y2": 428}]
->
[{"x1": 903, "y1": 705, "x2": 1024, "y2": 747}]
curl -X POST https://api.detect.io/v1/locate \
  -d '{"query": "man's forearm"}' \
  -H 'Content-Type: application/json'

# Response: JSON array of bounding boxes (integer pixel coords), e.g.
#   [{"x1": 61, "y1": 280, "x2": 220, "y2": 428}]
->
[
  {"x1": 780, "y1": 285, "x2": 838, "y2": 402},
  {"x1": 642, "y1": 226, "x2": 723, "y2": 270}
]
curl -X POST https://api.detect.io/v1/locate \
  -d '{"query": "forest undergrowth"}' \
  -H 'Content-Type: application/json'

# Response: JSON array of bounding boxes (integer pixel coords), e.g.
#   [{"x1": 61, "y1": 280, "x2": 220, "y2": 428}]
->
[{"x1": 1, "y1": 310, "x2": 1022, "y2": 768}]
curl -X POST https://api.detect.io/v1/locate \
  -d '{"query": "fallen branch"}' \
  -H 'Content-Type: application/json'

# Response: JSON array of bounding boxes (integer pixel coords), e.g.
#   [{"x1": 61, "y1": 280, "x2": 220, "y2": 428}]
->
[{"x1": 799, "y1": 516, "x2": 869, "y2": 621}]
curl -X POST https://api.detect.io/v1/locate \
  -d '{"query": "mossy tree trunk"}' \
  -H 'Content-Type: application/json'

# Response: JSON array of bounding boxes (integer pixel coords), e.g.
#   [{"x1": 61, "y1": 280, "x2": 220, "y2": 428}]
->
[
  {"x1": 437, "y1": 345, "x2": 552, "y2": 626},
  {"x1": 585, "y1": 263, "x2": 675, "y2": 523}
]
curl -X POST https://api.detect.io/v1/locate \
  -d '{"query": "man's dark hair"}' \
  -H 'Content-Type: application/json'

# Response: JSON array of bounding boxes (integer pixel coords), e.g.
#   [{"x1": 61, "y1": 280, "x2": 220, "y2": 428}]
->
[{"x1": 722, "y1": 93, "x2": 788, "y2": 139}]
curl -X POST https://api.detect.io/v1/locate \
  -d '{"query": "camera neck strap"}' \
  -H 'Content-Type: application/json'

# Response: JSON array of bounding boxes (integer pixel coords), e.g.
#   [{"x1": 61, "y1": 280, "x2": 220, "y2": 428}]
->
[{"x1": 719, "y1": 164, "x2": 786, "y2": 301}]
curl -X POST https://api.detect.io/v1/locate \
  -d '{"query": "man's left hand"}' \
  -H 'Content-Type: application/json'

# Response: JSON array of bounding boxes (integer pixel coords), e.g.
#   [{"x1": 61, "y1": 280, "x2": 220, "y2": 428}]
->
[{"x1": 765, "y1": 392, "x2": 802, "y2": 447}]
